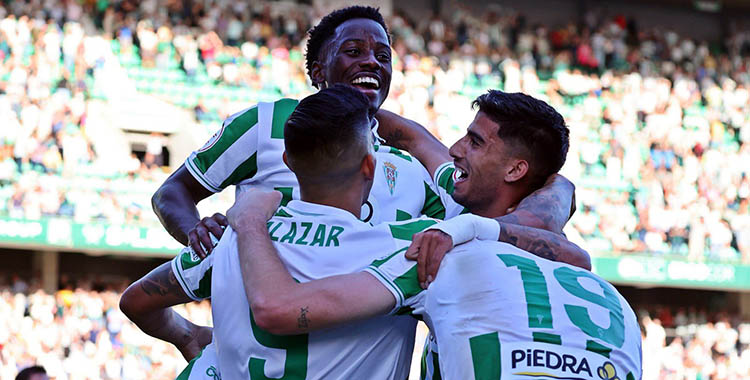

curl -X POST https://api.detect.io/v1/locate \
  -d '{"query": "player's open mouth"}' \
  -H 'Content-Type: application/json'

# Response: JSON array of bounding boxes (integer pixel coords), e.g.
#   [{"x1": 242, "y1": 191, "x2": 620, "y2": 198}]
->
[
  {"x1": 351, "y1": 75, "x2": 380, "y2": 90},
  {"x1": 453, "y1": 166, "x2": 469, "y2": 185}
]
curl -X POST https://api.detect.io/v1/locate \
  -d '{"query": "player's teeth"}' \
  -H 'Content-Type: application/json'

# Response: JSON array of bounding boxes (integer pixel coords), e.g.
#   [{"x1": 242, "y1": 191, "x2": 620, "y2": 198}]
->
[{"x1": 455, "y1": 168, "x2": 466, "y2": 179}]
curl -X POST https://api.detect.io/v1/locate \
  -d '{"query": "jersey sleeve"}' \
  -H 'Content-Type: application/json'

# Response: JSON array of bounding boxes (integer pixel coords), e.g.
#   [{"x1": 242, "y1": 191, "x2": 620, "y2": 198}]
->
[
  {"x1": 364, "y1": 217, "x2": 438, "y2": 315},
  {"x1": 184, "y1": 106, "x2": 261, "y2": 193},
  {"x1": 171, "y1": 246, "x2": 214, "y2": 301},
  {"x1": 433, "y1": 162, "x2": 469, "y2": 219}
]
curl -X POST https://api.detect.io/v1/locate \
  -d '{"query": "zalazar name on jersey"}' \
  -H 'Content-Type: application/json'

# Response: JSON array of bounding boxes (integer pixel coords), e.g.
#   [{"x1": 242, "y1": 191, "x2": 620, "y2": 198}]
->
[
  {"x1": 172, "y1": 200, "x2": 439, "y2": 380},
  {"x1": 366, "y1": 239, "x2": 642, "y2": 380}
]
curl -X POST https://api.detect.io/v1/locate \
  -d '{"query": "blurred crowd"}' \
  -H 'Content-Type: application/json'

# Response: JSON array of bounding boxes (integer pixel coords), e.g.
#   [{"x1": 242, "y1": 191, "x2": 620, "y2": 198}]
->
[
  {"x1": 0, "y1": 278, "x2": 211, "y2": 379},
  {"x1": 640, "y1": 307, "x2": 750, "y2": 379},
  {"x1": 1, "y1": 0, "x2": 749, "y2": 263}
]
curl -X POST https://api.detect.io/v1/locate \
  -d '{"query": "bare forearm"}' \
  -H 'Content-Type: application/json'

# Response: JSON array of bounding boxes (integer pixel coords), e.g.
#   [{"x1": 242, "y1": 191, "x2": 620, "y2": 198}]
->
[
  {"x1": 152, "y1": 182, "x2": 201, "y2": 245},
  {"x1": 375, "y1": 110, "x2": 449, "y2": 175},
  {"x1": 131, "y1": 307, "x2": 200, "y2": 347},
  {"x1": 497, "y1": 222, "x2": 591, "y2": 270},
  {"x1": 498, "y1": 175, "x2": 575, "y2": 233}
]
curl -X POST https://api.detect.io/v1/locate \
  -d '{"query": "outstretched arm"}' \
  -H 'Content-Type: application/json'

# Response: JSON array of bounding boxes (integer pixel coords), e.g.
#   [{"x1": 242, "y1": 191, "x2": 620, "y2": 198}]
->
[
  {"x1": 227, "y1": 190, "x2": 394, "y2": 335},
  {"x1": 119, "y1": 262, "x2": 212, "y2": 361},
  {"x1": 375, "y1": 110, "x2": 450, "y2": 176}
]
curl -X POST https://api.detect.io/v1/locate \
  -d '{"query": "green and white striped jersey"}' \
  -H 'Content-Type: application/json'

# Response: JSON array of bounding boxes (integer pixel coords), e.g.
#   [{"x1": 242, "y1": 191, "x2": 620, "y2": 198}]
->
[
  {"x1": 172, "y1": 200, "x2": 439, "y2": 380},
  {"x1": 185, "y1": 98, "x2": 447, "y2": 224},
  {"x1": 366, "y1": 240, "x2": 642, "y2": 380}
]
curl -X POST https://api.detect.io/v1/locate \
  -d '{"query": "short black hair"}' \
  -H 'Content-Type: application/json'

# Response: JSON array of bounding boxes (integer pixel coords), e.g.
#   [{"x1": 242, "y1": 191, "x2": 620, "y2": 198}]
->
[
  {"x1": 16, "y1": 366, "x2": 46, "y2": 380},
  {"x1": 285, "y1": 84, "x2": 371, "y2": 179},
  {"x1": 472, "y1": 90, "x2": 569, "y2": 188},
  {"x1": 305, "y1": 6, "x2": 389, "y2": 88}
]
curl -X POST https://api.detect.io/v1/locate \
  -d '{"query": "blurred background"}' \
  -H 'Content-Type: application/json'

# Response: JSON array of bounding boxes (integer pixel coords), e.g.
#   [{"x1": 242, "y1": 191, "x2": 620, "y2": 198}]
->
[{"x1": 0, "y1": 0, "x2": 749, "y2": 378}]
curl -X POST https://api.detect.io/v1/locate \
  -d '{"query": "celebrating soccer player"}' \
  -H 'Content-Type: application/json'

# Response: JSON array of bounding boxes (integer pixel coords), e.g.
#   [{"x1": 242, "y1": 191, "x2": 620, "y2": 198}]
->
[{"x1": 226, "y1": 87, "x2": 642, "y2": 379}]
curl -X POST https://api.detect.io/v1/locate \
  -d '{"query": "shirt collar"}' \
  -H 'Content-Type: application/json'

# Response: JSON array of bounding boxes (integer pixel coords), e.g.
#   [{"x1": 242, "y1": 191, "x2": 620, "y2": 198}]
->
[{"x1": 285, "y1": 200, "x2": 363, "y2": 223}]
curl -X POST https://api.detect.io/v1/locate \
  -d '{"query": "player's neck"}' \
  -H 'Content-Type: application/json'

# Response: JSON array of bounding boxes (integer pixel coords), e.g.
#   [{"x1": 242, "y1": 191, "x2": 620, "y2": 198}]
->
[
  {"x1": 473, "y1": 186, "x2": 523, "y2": 218},
  {"x1": 299, "y1": 185, "x2": 363, "y2": 219}
]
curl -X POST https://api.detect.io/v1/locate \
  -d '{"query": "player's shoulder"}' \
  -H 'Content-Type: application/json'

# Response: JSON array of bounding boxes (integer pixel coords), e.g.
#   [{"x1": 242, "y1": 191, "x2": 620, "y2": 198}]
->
[
  {"x1": 223, "y1": 97, "x2": 300, "y2": 128},
  {"x1": 382, "y1": 216, "x2": 440, "y2": 241},
  {"x1": 374, "y1": 144, "x2": 416, "y2": 163}
]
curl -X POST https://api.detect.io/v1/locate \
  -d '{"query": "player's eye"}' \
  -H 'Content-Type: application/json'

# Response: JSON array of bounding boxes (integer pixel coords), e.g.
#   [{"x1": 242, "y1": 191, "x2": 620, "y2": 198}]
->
[
  {"x1": 376, "y1": 52, "x2": 390, "y2": 62},
  {"x1": 345, "y1": 48, "x2": 360, "y2": 55}
]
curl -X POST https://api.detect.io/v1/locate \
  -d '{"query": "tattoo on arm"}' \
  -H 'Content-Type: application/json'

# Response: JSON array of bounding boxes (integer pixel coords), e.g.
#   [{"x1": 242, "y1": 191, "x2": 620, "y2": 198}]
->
[
  {"x1": 381, "y1": 130, "x2": 407, "y2": 150},
  {"x1": 140, "y1": 264, "x2": 181, "y2": 297},
  {"x1": 498, "y1": 224, "x2": 561, "y2": 262},
  {"x1": 297, "y1": 307, "x2": 310, "y2": 329}
]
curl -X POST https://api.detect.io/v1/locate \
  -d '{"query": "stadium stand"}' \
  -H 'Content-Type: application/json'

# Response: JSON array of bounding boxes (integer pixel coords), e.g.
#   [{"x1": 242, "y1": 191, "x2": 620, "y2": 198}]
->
[{"x1": 1, "y1": 0, "x2": 749, "y2": 378}]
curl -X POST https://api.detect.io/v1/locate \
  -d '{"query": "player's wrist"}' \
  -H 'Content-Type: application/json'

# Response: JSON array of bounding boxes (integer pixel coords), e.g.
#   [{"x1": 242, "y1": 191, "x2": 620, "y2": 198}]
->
[{"x1": 429, "y1": 214, "x2": 499, "y2": 247}]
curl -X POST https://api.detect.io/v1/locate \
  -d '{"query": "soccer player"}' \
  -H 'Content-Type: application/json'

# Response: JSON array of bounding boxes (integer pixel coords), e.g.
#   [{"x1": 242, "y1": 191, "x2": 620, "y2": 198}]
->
[
  {"x1": 136, "y1": 86, "x2": 591, "y2": 379},
  {"x1": 150, "y1": 6, "x2": 576, "y2": 259},
  {"x1": 228, "y1": 90, "x2": 642, "y2": 380}
]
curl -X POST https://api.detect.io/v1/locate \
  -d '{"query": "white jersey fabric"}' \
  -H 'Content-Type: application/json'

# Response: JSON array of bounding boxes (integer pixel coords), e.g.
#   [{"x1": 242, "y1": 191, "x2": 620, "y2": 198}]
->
[
  {"x1": 184, "y1": 98, "x2": 448, "y2": 224},
  {"x1": 172, "y1": 200, "x2": 440, "y2": 380},
  {"x1": 367, "y1": 239, "x2": 642, "y2": 380}
]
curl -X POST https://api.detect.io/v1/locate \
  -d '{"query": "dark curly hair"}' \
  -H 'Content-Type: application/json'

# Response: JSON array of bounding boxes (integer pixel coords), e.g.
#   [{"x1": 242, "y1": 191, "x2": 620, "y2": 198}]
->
[
  {"x1": 473, "y1": 90, "x2": 570, "y2": 189},
  {"x1": 305, "y1": 6, "x2": 390, "y2": 88}
]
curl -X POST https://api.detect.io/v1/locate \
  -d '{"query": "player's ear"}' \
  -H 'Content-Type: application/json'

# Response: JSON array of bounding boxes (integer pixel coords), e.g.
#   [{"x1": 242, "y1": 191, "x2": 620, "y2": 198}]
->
[
  {"x1": 361, "y1": 153, "x2": 376, "y2": 181},
  {"x1": 505, "y1": 159, "x2": 528, "y2": 183},
  {"x1": 311, "y1": 61, "x2": 326, "y2": 89}
]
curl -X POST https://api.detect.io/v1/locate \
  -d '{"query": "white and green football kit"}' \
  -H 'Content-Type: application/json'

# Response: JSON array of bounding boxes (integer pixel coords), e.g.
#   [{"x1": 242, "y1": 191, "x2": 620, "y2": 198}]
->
[
  {"x1": 366, "y1": 239, "x2": 643, "y2": 380},
  {"x1": 184, "y1": 98, "x2": 448, "y2": 224},
  {"x1": 172, "y1": 200, "x2": 440, "y2": 379}
]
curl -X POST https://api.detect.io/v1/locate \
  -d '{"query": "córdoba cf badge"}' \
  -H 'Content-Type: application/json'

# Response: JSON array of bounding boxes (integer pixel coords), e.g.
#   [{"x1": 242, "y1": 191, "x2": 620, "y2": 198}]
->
[{"x1": 384, "y1": 162, "x2": 398, "y2": 195}]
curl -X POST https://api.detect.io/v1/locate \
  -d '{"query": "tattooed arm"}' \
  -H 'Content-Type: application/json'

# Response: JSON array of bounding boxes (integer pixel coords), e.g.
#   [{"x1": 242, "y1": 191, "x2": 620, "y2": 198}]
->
[
  {"x1": 495, "y1": 222, "x2": 590, "y2": 269},
  {"x1": 497, "y1": 174, "x2": 576, "y2": 234},
  {"x1": 119, "y1": 262, "x2": 212, "y2": 361}
]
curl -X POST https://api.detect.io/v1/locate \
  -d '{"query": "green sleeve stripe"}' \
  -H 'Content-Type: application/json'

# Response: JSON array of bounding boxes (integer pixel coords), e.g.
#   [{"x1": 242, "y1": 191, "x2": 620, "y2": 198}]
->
[
  {"x1": 370, "y1": 247, "x2": 408, "y2": 268},
  {"x1": 388, "y1": 219, "x2": 438, "y2": 240},
  {"x1": 179, "y1": 248, "x2": 203, "y2": 270},
  {"x1": 171, "y1": 257, "x2": 200, "y2": 301},
  {"x1": 393, "y1": 265, "x2": 423, "y2": 299},
  {"x1": 364, "y1": 267, "x2": 405, "y2": 312},
  {"x1": 218, "y1": 152, "x2": 258, "y2": 189},
  {"x1": 421, "y1": 182, "x2": 446, "y2": 220},
  {"x1": 271, "y1": 98, "x2": 300, "y2": 139},
  {"x1": 194, "y1": 107, "x2": 259, "y2": 172},
  {"x1": 193, "y1": 267, "x2": 212, "y2": 299},
  {"x1": 185, "y1": 156, "x2": 222, "y2": 193},
  {"x1": 435, "y1": 164, "x2": 456, "y2": 194}
]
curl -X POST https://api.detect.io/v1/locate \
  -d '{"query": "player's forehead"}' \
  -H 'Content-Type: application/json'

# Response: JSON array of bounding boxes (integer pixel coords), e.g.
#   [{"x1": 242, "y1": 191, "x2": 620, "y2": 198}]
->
[
  {"x1": 468, "y1": 112, "x2": 500, "y2": 141},
  {"x1": 332, "y1": 18, "x2": 389, "y2": 47}
]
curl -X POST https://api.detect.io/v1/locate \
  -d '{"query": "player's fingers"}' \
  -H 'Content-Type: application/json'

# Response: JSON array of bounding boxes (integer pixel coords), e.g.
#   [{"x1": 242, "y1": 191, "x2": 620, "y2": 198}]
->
[
  {"x1": 405, "y1": 233, "x2": 423, "y2": 260},
  {"x1": 203, "y1": 217, "x2": 224, "y2": 240},
  {"x1": 416, "y1": 238, "x2": 429, "y2": 287},
  {"x1": 423, "y1": 236, "x2": 441, "y2": 285},
  {"x1": 196, "y1": 223, "x2": 214, "y2": 254},
  {"x1": 212, "y1": 213, "x2": 229, "y2": 227},
  {"x1": 188, "y1": 230, "x2": 207, "y2": 259},
  {"x1": 427, "y1": 238, "x2": 451, "y2": 283}
]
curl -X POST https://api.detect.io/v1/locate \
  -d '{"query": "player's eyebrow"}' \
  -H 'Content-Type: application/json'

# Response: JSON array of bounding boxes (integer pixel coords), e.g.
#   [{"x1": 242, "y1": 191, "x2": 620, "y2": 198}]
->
[
  {"x1": 341, "y1": 38, "x2": 390, "y2": 48},
  {"x1": 467, "y1": 130, "x2": 485, "y2": 144}
]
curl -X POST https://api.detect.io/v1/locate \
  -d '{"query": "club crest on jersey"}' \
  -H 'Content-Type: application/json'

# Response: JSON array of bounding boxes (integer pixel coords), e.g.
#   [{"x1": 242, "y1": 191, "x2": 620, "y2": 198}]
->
[{"x1": 383, "y1": 162, "x2": 398, "y2": 195}]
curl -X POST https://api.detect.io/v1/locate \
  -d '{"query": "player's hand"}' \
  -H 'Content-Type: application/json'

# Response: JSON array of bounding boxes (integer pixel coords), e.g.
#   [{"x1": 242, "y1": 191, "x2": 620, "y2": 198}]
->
[
  {"x1": 176, "y1": 325, "x2": 213, "y2": 362},
  {"x1": 227, "y1": 188, "x2": 282, "y2": 232},
  {"x1": 405, "y1": 230, "x2": 453, "y2": 289},
  {"x1": 188, "y1": 213, "x2": 228, "y2": 259},
  {"x1": 544, "y1": 174, "x2": 576, "y2": 222}
]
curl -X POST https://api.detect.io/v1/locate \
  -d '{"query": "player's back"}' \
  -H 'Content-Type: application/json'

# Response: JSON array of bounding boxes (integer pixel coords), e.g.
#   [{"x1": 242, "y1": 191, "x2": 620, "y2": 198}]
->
[
  {"x1": 425, "y1": 240, "x2": 642, "y2": 380},
  {"x1": 210, "y1": 200, "x2": 438, "y2": 380}
]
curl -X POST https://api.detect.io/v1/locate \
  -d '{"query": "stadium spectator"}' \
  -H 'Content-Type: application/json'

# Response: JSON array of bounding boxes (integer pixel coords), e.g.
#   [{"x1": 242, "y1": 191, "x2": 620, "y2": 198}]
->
[{"x1": 15, "y1": 365, "x2": 47, "y2": 380}]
